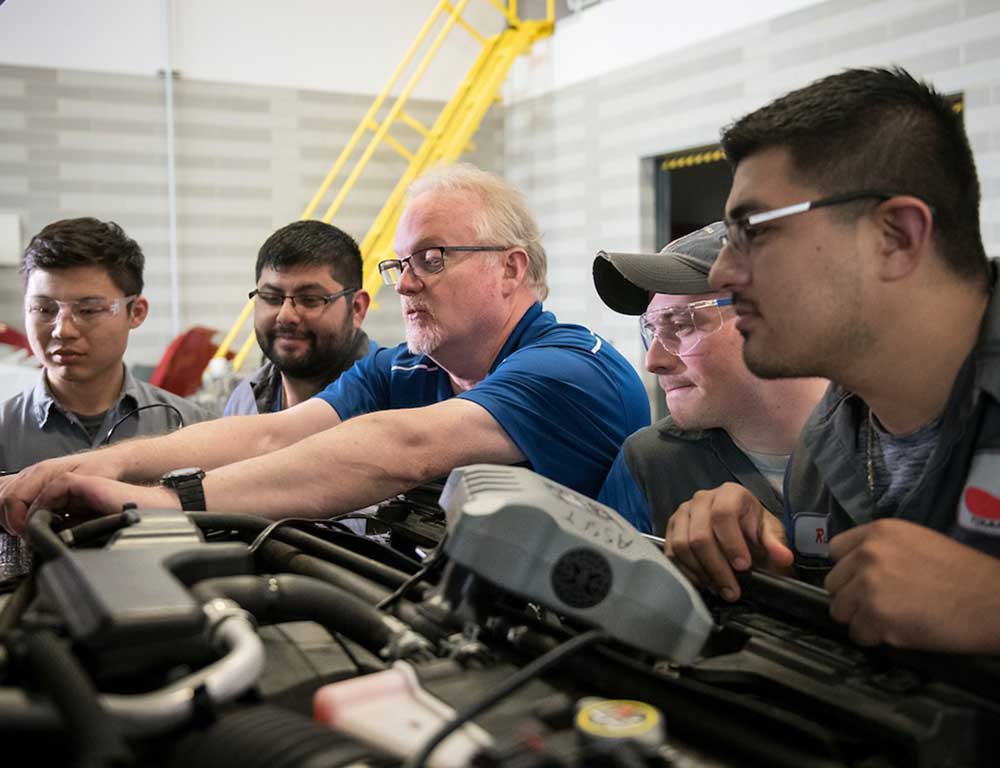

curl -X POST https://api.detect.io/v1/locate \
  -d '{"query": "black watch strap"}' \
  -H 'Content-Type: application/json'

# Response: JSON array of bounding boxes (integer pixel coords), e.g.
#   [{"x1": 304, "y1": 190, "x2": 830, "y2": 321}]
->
[{"x1": 161, "y1": 468, "x2": 206, "y2": 512}]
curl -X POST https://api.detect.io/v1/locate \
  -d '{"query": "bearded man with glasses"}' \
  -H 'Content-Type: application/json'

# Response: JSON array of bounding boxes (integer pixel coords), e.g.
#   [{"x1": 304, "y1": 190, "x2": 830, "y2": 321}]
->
[
  {"x1": 225, "y1": 221, "x2": 377, "y2": 416},
  {"x1": 666, "y1": 67, "x2": 1000, "y2": 654},
  {"x1": 0, "y1": 165, "x2": 647, "y2": 540},
  {"x1": 593, "y1": 223, "x2": 826, "y2": 536}
]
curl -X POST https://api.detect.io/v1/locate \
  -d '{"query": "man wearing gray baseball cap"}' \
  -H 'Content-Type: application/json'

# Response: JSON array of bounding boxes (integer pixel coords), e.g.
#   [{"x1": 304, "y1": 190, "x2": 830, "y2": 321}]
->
[{"x1": 593, "y1": 222, "x2": 827, "y2": 537}]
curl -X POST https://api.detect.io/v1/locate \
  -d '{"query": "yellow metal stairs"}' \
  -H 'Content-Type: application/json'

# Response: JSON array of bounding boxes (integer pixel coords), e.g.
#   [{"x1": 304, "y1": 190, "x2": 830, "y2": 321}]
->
[{"x1": 215, "y1": 1, "x2": 555, "y2": 372}]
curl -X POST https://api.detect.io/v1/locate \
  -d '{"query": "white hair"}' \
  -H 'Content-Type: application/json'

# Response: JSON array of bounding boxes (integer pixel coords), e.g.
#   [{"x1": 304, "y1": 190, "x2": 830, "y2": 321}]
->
[{"x1": 408, "y1": 163, "x2": 549, "y2": 301}]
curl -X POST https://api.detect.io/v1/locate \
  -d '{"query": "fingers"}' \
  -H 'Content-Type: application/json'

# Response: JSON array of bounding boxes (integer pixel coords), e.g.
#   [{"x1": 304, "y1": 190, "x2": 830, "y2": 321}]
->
[
  {"x1": 758, "y1": 515, "x2": 795, "y2": 570},
  {"x1": 665, "y1": 502, "x2": 713, "y2": 587},
  {"x1": 665, "y1": 483, "x2": 768, "y2": 601},
  {"x1": 0, "y1": 498, "x2": 30, "y2": 537}
]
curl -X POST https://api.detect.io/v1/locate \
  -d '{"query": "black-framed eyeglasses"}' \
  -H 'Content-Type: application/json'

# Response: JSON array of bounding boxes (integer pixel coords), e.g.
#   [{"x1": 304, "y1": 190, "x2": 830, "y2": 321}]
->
[
  {"x1": 378, "y1": 245, "x2": 510, "y2": 286},
  {"x1": 248, "y1": 287, "x2": 357, "y2": 316},
  {"x1": 640, "y1": 297, "x2": 734, "y2": 356},
  {"x1": 721, "y1": 190, "x2": 907, "y2": 254}
]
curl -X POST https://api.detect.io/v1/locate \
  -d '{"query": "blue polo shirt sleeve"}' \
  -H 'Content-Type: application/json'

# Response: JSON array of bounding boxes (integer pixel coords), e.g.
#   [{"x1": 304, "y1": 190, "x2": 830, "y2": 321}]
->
[
  {"x1": 598, "y1": 449, "x2": 653, "y2": 534},
  {"x1": 313, "y1": 346, "x2": 394, "y2": 421},
  {"x1": 457, "y1": 344, "x2": 649, "y2": 499}
]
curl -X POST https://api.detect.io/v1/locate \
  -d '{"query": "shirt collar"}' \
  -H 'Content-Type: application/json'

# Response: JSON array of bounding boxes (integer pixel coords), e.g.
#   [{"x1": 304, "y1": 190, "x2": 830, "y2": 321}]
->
[
  {"x1": 488, "y1": 302, "x2": 543, "y2": 374},
  {"x1": 31, "y1": 365, "x2": 135, "y2": 428}
]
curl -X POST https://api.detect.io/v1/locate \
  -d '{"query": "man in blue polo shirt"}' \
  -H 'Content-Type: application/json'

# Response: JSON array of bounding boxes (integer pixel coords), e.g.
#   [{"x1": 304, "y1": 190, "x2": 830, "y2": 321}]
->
[{"x1": 1, "y1": 164, "x2": 648, "y2": 532}]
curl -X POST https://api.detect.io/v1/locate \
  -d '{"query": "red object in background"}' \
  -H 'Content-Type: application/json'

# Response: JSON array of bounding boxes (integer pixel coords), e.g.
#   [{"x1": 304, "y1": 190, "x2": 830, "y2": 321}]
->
[
  {"x1": 0, "y1": 323, "x2": 32, "y2": 355},
  {"x1": 149, "y1": 326, "x2": 228, "y2": 397}
]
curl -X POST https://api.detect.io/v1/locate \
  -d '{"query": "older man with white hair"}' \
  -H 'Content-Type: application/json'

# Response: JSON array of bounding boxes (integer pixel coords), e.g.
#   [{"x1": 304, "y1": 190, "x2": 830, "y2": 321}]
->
[{"x1": 1, "y1": 164, "x2": 648, "y2": 532}]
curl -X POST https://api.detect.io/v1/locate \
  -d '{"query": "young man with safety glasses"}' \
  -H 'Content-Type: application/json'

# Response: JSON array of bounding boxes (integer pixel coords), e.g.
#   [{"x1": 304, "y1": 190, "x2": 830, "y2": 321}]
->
[
  {"x1": 0, "y1": 218, "x2": 214, "y2": 474},
  {"x1": 0, "y1": 166, "x2": 648, "y2": 537},
  {"x1": 593, "y1": 223, "x2": 826, "y2": 535},
  {"x1": 666, "y1": 67, "x2": 1000, "y2": 654},
  {"x1": 225, "y1": 221, "x2": 377, "y2": 416}
]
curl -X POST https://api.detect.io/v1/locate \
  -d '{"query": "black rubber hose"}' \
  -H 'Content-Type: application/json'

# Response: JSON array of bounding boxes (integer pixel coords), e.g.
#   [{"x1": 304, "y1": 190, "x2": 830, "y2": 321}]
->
[
  {"x1": 255, "y1": 542, "x2": 448, "y2": 642},
  {"x1": 0, "y1": 571, "x2": 36, "y2": 640},
  {"x1": 193, "y1": 575, "x2": 405, "y2": 658},
  {"x1": 25, "y1": 509, "x2": 65, "y2": 561},
  {"x1": 22, "y1": 630, "x2": 132, "y2": 767},
  {"x1": 256, "y1": 539, "x2": 391, "y2": 604},
  {"x1": 60, "y1": 511, "x2": 135, "y2": 548},
  {"x1": 189, "y1": 513, "x2": 416, "y2": 587},
  {"x1": 166, "y1": 703, "x2": 372, "y2": 768}
]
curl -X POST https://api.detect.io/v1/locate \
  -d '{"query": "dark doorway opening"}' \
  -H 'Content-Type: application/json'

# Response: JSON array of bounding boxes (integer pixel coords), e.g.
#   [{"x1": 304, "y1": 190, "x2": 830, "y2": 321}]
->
[{"x1": 654, "y1": 144, "x2": 731, "y2": 250}]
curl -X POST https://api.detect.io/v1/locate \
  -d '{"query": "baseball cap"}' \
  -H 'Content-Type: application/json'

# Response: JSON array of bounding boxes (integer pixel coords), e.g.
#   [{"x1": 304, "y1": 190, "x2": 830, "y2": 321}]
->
[{"x1": 593, "y1": 221, "x2": 726, "y2": 315}]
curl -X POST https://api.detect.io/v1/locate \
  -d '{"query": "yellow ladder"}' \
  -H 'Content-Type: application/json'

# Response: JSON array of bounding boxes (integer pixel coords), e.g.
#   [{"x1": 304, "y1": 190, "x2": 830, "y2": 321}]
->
[{"x1": 216, "y1": 0, "x2": 555, "y2": 372}]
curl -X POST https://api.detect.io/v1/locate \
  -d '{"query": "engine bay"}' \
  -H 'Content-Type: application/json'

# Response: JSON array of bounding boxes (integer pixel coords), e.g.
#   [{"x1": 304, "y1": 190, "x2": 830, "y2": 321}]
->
[{"x1": 2, "y1": 464, "x2": 997, "y2": 767}]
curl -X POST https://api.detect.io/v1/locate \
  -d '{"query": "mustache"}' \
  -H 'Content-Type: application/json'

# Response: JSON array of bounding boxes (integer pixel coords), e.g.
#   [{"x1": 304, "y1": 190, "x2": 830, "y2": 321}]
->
[
  {"x1": 402, "y1": 301, "x2": 433, "y2": 314},
  {"x1": 268, "y1": 325, "x2": 313, "y2": 340}
]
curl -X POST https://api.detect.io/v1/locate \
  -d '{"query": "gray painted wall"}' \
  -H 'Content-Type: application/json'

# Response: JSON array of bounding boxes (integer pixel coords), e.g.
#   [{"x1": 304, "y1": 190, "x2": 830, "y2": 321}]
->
[{"x1": 0, "y1": 62, "x2": 503, "y2": 370}]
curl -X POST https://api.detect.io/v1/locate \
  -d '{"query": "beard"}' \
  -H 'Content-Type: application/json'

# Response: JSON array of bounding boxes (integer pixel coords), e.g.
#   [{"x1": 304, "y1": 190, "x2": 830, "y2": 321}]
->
[
  {"x1": 403, "y1": 304, "x2": 445, "y2": 356},
  {"x1": 259, "y1": 323, "x2": 356, "y2": 380}
]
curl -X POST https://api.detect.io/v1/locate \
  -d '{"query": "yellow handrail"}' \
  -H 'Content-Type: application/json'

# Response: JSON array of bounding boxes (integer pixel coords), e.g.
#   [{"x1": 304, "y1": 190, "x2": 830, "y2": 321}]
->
[
  {"x1": 299, "y1": 0, "x2": 451, "y2": 221},
  {"x1": 212, "y1": 1, "x2": 554, "y2": 370}
]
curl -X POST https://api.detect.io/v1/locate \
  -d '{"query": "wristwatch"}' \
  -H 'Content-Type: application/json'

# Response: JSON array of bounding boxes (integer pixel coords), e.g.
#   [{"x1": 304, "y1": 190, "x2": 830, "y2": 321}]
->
[{"x1": 160, "y1": 467, "x2": 207, "y2": 512}]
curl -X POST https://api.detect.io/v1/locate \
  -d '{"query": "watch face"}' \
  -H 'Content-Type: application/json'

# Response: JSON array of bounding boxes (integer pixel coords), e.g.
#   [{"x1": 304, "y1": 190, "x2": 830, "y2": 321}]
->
[{"x1": 162, "y1": 467, "x2": 204, "y2": 483}]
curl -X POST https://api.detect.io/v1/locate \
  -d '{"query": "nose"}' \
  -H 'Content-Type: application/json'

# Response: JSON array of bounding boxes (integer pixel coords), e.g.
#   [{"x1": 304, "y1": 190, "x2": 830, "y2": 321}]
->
[
  {"x1": 645, "y1": 339, "x2": 685, "y2": 375},
  {"x1": 275, "y1": 297, "x2": 301, "y2": 324},
  {"x1": 708, "y1": 242, "x2": 749, "y2": 293},
  {"x1": 51, "y1": 308, "x2": 82, "y2": 339},
  {"x1": 395, "y1": 260, "x2": 423, "y2": 296}
]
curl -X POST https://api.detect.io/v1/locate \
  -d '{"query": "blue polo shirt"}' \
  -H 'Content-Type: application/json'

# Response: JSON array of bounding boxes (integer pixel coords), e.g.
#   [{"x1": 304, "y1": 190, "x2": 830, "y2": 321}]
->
[
  {"x1": 598, "y1": 452, "x2": 653, "y2": 533},
  {"x1": 314, "y1": 303, "x2": 649, "y2": 498}
]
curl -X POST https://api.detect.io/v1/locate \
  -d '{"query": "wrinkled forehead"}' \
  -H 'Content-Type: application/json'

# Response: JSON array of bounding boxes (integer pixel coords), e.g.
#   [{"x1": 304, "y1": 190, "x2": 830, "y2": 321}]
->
[{"x1": 394, "y1": 191, "x2": 483, "y2": 254}]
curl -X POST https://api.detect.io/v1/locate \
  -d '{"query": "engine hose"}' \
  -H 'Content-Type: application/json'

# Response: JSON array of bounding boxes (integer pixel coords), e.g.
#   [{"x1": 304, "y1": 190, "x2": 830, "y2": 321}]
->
[
  {"x1": 22, "y1": 630, "x2": 132, "y2": 767},
  {"x1": 256, "y1": 539, "x2": 391, "y2": 604},
  {"x1": 189, "y1": 513, "x2": 416, "y2": 587},
  {"x1": 60, "y1": 511, "x2": 135, "y2": 548},
  {"x1": 0, "y1": 571, "x2": 36, "y2": 641},
  {"x1": 192, "y1": 575, "x2": 429, "y2": 660},
  {"x1": 256, "y1": 543, "x2": 448, "y2": 643},
  {"x1": 166, "y1": 703, "x2": 373, "y2": 768},
  {"x1": 25, "y1": 509, "x2": 65, "y2": 562}
]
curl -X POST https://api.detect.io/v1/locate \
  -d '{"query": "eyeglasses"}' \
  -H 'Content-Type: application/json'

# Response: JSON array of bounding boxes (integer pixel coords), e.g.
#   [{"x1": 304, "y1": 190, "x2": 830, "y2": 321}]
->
[
  {"x1": 721, "y1": 190, "x2": 902, "y2": 254},
  {"x1": 25, "y1": 295, "x2": 137, "y2": 327},
  {"x1": 378, "y1": 245, "x2": 510, "y2": 286},
  {"x1": 249, "y1": 287, "x2": 357, "y2": 316},
  {"x1": 640, "y1": 297, "x2": 734, "y2": 356}
]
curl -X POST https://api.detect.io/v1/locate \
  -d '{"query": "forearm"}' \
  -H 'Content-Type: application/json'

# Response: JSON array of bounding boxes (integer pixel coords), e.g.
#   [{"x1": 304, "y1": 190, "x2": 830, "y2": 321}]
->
[
  {"x1": 203, "y1": 411, "x2": 437, "y2": 517},
  {"x1": 86, "y1": 413, "x2": 293, "y2": 483},
  {"x1": 200, "y1": 401, "x2": 522, "y2": 519}
]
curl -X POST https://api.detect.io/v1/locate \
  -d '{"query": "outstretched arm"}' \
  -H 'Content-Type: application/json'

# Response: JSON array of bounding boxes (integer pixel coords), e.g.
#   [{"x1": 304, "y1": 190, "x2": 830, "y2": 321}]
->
[
  {"x1": 1, "y1": 399, "x2": 339, "y2": 535},
  {"x1": 30, "y1": 398, "x2": 525, "y2": 521}
]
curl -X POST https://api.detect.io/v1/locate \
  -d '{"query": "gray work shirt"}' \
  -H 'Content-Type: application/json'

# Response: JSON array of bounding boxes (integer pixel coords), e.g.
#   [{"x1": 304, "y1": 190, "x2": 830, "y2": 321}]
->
[
  {"x1": 607, "y1": 417, "x2": 784, "y2": 536},
  {"x1": 786, "y1": 260, "x2": 1000, "y2": 576},
  {"x1": 0, "y1": 365, "x2": 216, "y2": 472}
]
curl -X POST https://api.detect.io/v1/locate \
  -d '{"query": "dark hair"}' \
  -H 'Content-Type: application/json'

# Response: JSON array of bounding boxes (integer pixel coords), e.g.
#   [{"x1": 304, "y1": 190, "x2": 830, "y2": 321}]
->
[
  {"x1": 721, "y1": 66, "x2": 988, "y2": 284},
  {"x1": 255, "y1": 220, "x2": 362, "y2": 288},
  {"x1": 20, "y1": 218, "x2": 144, "y2": 295}
]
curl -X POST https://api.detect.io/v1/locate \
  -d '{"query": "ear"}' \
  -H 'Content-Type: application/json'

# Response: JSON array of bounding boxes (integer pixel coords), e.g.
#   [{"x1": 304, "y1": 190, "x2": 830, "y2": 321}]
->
[
  {"x1": 871, "y1": 196, "x2": 934, "y2": 282},
  {"x1": 500, "y1": 247, "x2": 530, "y2": 294},
  {"x1": 128, "y1": 296, "x2": 149, "y2": 330},
  {"x1": 350, "y1": 289, "x2": 371, "y2": 329}
]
